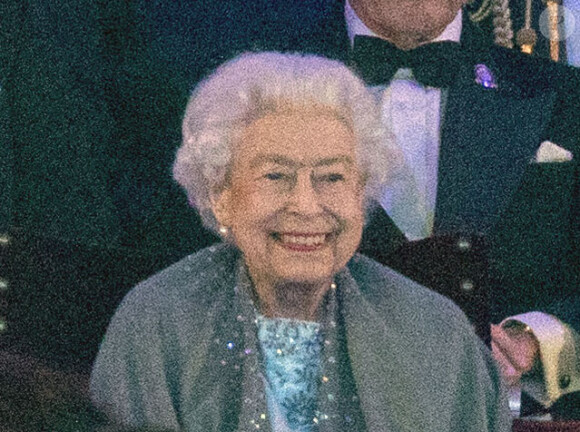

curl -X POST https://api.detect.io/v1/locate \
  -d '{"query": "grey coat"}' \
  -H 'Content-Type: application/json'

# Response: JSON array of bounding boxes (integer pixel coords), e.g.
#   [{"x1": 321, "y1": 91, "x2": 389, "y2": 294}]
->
[{"x1": 90, "y1": 244, "x2": 511, "y2": 432}]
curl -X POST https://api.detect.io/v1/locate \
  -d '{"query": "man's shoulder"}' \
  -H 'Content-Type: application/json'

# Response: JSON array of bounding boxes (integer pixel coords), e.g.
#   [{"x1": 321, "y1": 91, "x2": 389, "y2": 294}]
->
[{"x1": 487, "y1": 45, "x2": 580, "y2": 93}]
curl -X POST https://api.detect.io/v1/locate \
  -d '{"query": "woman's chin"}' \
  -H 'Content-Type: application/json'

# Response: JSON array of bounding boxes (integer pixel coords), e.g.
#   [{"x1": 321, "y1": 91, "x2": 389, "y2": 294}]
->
[
  {"x1": 278, "y1": 274, "x2": 331, "y2": 286},
  {"x1": 271, "y1": 254, "x2": 338, "y2": 285}
]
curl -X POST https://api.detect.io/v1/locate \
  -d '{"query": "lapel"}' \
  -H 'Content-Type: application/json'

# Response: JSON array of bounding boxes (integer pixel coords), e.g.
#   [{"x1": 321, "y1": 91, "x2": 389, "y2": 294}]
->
[
  {"x1": 358, "y1": 204, "x2": 407, "y2": 263},
  {"x1": 336, "y1": 269, "x2": 423, "y2": 432},
  {"x1": 336, "y1": 262, "x2": 513, "y2": 432},
  {"x1": 434, "y1": 18, "x2": 558, "y2": 235}
]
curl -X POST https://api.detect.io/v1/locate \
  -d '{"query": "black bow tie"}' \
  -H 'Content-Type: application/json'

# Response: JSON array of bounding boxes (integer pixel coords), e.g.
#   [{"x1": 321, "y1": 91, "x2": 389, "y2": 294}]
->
[{"x1": 351, "y1": 35, "x2": 465, "y2": 88}]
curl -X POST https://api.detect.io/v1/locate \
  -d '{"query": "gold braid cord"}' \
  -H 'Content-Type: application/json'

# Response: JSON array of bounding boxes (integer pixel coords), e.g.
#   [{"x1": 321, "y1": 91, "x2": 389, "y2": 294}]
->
[
  {"x1": 468, "y1": 0, "x2": 514, "y2": 48},
  {"x1": 492, "y1": 0, "x2": 515, "y2": 48},
  {"x1": 469, "y1": 0, "x2": 494, "y2": 22}
]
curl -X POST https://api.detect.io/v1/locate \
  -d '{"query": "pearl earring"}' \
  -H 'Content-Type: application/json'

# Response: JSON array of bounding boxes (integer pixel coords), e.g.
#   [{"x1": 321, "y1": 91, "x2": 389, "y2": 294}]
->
[{"x1": 219, "y1": 226, "x2": 229, "y2": 235}]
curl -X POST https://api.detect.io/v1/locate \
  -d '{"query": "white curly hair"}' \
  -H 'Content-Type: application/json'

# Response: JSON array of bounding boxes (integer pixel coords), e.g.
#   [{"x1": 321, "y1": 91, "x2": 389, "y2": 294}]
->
[{"x1": 173, "y1": 51, "x2": 401, "y2": 234}]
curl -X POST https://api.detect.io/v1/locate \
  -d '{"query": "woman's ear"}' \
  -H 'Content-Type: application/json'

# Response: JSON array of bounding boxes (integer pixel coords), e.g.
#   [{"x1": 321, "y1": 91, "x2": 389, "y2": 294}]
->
[{"x1": 210, "y1": 187, "x2": 233, "y2": 228}]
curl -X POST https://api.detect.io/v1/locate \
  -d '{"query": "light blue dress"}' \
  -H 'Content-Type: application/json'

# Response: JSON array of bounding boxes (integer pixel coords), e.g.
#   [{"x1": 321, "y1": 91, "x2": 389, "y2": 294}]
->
[{"x1": 257, "y1": 315, "x2": 323, "y2": 432}]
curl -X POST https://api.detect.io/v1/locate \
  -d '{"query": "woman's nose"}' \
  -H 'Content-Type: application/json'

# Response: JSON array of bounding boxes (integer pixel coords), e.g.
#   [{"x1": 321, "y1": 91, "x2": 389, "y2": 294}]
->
[{"x1": 286, "y1": 172, "x2": 322, "y2": 215}]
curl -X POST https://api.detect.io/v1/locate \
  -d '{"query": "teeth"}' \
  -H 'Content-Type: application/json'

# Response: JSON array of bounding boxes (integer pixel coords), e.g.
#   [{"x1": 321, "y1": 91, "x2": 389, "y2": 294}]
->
[{"x1": 280, "y1": 234, "x2": 326, "y2": 246}]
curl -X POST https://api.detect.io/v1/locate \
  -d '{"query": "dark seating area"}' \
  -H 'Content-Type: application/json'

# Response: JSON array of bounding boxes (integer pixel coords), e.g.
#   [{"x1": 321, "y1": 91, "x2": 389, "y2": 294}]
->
[
  {"x1": 0, "y1": 229, "x2": 174, "y2": 374},
  {"x1": 0, "y1": 229, "x2": 182, "y2": 430}
]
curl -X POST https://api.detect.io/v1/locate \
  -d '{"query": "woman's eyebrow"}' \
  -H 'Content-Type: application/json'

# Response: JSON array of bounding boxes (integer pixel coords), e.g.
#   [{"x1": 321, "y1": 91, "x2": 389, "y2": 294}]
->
[
  {"x1": 250, "y1": 154, "x2": 354, "y2": 168},
  {"x1": 313, "y1": 156, "x2": 354, "y2": 167},
  {"x1": 250, "y1": 154, "x2": 298, "y2": 168}
]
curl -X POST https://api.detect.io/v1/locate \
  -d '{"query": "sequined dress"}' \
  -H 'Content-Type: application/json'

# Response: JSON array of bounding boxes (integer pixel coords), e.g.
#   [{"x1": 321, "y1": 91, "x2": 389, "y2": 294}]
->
[{"x1": 257, "y1": 315, "x2": 323, "y2": 432}]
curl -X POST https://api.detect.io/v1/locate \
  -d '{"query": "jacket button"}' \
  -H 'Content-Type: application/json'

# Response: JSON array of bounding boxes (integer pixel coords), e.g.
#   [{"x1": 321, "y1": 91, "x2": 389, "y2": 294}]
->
[
  {"x1": 0, "y1": 234, "x2": 10, "y2": 247},
  {"x1": 460, "y1": 279, "x2": 475, "y2": 292},
  {"x1": 0, "y1": 318, "x2": 7, "y2": 334},
  {"x1": 0, "y1": 278, "x2": 7, "y2": 291},
  {"x1": 457, "y1": 237, "x2": 471, "y2": 251},
  {"x1": 559, "y1": 374, "x2": 571, "y2": 389}
]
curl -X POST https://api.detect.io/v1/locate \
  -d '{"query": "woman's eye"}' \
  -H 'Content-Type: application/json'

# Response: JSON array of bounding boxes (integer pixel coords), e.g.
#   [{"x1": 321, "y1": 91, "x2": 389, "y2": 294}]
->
[
  {"x1": 264, "y1": 172, "x2": 286, "y2": 180},
  {"x1": 321, "y1": 173, "x2": 344, "y2": 183}
]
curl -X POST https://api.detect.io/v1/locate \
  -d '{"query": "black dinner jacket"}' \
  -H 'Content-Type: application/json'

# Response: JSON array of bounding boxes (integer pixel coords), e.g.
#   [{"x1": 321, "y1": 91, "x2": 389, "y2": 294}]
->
[{"x1": 352, "y1": 14, "x2": 580, "y2": 324}]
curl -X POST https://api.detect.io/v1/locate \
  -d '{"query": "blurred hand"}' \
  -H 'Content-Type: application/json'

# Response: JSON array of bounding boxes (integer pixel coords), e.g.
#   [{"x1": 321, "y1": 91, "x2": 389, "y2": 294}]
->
[{"x1": 491, "y1": 322, "x2": 540, "y2": 387}]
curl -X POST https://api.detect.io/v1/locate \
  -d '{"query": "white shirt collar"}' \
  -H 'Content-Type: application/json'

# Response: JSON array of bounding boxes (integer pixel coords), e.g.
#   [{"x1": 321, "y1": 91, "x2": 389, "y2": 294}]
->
[{"x1": 345, "y1": 0, "x2": 463, "y2": 46}]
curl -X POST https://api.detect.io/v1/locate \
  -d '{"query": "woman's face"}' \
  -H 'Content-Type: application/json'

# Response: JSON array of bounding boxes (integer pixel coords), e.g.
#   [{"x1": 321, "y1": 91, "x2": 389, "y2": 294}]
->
[{"x1": 213, "y1": 109, "x2": 365, "y2": 291}]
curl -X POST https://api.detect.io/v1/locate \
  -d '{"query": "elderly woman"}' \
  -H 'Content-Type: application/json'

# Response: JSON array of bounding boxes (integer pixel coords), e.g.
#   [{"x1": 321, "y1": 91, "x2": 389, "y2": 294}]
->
[{"x1": 90, "y1": 52, "x2": 510, "y2": 432}]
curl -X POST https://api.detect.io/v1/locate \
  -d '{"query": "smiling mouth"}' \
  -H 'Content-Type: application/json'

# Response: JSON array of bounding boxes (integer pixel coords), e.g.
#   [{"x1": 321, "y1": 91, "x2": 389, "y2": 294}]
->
[{"x1": 272, "y1": 232, "x2": 330, "y2": 251}]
